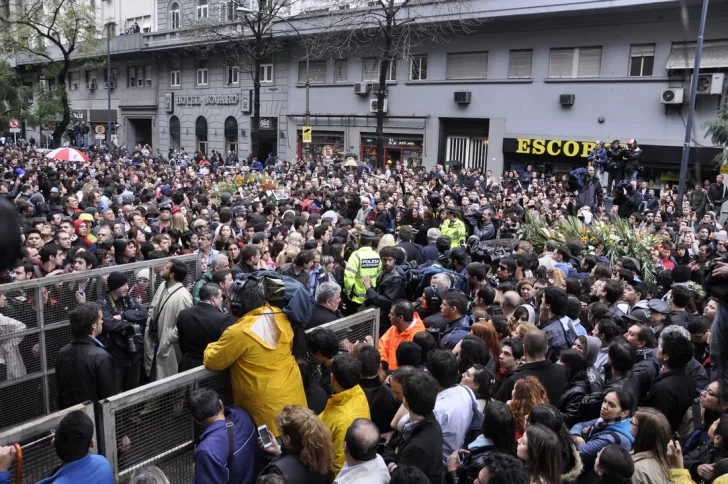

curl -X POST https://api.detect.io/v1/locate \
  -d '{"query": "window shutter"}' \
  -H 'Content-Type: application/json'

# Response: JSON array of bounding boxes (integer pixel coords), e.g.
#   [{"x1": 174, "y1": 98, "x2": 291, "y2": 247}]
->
[
  {"x1": 508, "y1": 50, "x2": 533, "y2": 79},
  {"x1": 549, "y1": 48, "x2": 574, "y2": 78},
  {"x1": 362, "y1": 57, "x2": 379, "y2": 82},
  {"x1": 576, "y1": 47, "x2": 602, "y2": 77},
  {"x1": 630, "y1": 44, "x2": 655, "y2": 57},
  {"x1": 446, "y1": 52, "x2": 488, "y2": 80}
]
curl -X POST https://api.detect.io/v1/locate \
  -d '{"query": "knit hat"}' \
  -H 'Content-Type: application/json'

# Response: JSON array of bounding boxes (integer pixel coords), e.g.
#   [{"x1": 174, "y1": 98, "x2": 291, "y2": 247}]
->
[{"x1": 107, "y1": 272, "x2": 128, "y2": 292}]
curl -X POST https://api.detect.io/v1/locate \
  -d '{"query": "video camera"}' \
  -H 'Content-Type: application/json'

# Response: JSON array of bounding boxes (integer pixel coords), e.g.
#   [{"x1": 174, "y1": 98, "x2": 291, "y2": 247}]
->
[{"x1": 466, "y1": 236, "x2": 514, "y2": 265}]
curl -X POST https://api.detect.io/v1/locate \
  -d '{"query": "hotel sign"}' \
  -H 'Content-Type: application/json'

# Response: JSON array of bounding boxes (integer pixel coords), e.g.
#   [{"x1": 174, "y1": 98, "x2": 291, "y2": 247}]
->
[{"x1": 177, "y1": 94, "x2": 239, "y2": 106}]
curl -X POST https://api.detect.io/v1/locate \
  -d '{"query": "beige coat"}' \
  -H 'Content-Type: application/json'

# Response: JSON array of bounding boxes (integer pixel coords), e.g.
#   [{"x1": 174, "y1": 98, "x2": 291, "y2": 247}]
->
[
  {"x1": 631, "y1": 451, "x2": 670, "y2": 484},
  {"x1": 0, "y1": 313, "x2": 27, "y2": 381},
  {"x1": 143, "y1": 281, "x2": 192, "y2": 380}
]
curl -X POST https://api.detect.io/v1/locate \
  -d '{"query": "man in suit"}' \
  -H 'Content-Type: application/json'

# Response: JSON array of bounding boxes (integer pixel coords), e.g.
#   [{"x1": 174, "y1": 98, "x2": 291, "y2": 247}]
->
[{"x1": 177, "y1": 284, "x2": 236, "y2": 371}]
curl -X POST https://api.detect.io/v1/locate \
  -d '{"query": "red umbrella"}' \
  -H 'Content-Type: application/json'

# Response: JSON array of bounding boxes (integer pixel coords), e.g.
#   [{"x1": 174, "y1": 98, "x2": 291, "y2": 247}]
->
[{"x1": 44, "y1": 147, "x2": 90, "y2": 162}]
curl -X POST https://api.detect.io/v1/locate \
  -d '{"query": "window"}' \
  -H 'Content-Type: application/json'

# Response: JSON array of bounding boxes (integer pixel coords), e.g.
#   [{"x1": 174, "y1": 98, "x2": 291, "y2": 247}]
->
[
  {"x1": 126, "y1": 15, "x2": 152, "y2": 33},
  {"x1": 260, "y1": 62, "x2": 273, "y2": 82},
  {"x1": 446, "y1": 52, "x2": 488, "y2": 80},
  {"x1": 144, "y1": 66, "x2": 152, "y2": 86},
  {"x1": 362, "y1": 57, "x2": 397, "y2": 82},
  {"x1": 197, "y1": 59, "x2": 209, "y2": 85},
  {"x1": 128, "y1": 66, "x2": 137, "y2": 88},
  {"x1": 170, "y1": 61, "x2": 181, "y2": 86},
  {"x1": 85, "y1": 70, "x2": 98, "y2": 87},
  {"x1": 629, "y1": 44, "x2": 655, "y2": 77},
  {"x1": 549, "y1": 47, "x2": 602, "y2": 78},
  {"x1": 103, "y1": 68, "x2": 118, "y2": 87},
  {"x1": 334, "y1": 59, "x2": 347, "y2": 82},
  {"x1": 298, "y1": 60, "x2": 327, "y2": 83},
  {"x1": 410, "y1": 55, "x2": 427, "y2": 80},
  {"x1": 221, "y1": 0, "x2": 235, "y2": 21},
  {"x1": 227, "y1": 65, "x2": 239, "y2": 84},
  {"x1": 198, "y1": 0, "x2": 208, "y2": 19},
  {"x1": 508, "y1": 49, "x2": 533, "y2": 79},
  {"x1": 170, "y1": 2, "x2": 180, "y2": 29},
  {"x1": 69, "y1": 71, "x2": 80, "y2": 90}
]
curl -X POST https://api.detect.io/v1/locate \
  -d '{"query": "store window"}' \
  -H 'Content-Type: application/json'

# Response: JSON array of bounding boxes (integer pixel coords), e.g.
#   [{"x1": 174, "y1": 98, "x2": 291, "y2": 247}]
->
[
  {"x1": 297, "y1": 130, "x2": 345, "y2": 161},
  {"x1": 360, "y1": 134, "x2": 423, "y2": 169},
  {"x1": 196, "y1": 116, "x2": 208, "y2": 154}
]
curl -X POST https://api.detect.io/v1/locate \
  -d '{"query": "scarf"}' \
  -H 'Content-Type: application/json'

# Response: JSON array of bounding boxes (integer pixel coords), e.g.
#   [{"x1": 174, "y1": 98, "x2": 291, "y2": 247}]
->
[
  {"x1": 635, "y1": 347, "x2": 653, "y2": 360},
  {"x1": 401, "y1": 416, "x2": 426, "y2": 441}
]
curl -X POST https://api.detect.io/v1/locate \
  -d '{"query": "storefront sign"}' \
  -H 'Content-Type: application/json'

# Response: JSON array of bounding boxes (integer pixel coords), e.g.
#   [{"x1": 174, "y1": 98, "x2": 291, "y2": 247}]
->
[
  {"x1": 165, "y1": 92, "x2": 174, "y2": 113},
  {"x1": 512, "y1": 138, "x2": 595, "y2": 158},
  {"x1": 176, "y1": 94, "x2": 239, "y2": 106},
  {"x1": 241, "y1": 90, "x2": 251, "y2": 114},
  {"x1": 71, "y1": 110, "x2": 87, "y2": 121}
]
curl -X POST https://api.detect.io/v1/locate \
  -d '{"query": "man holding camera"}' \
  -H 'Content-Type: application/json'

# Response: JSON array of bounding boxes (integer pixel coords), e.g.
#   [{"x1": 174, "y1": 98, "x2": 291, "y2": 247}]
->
[{"x1": 99, "y1": 271, "x2": 147, "y2": 393}]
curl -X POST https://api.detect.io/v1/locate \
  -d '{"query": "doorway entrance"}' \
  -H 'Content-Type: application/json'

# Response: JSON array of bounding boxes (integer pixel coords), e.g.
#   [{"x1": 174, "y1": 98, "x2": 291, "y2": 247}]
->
[{"x1": 127, "y1": 118, "x2": 153, "y2": 147}]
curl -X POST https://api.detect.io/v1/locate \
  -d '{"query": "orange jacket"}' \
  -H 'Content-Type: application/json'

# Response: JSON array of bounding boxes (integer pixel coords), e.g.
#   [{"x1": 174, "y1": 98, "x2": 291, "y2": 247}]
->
[{"x1": 377, "y1": 313, "x2": 426, "y2": 370}]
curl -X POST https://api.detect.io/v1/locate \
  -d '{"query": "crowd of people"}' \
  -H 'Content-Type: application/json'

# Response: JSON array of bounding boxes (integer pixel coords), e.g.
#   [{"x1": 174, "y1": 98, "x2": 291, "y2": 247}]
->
[{"x1": 1, "y1": 138, "x2": 728, "y2": 484}]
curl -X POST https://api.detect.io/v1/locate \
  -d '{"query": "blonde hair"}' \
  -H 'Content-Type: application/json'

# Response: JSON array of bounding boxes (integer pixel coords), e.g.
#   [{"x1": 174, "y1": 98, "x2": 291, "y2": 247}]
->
[
  {"x1": 547, "y1": 268, "x2": 566, "y2": 289},
  {"x1": 514, "y1": 322, "x2": 538, "y2": 339},
  {"x1": 275, "y1": 405, "x2": 335, "y2": 475},
  {"x1": 276, "y1": 246, "x2": 300, "y2": 267},
  {"x1": 287, "y1": 232, "x2": 303, "y2": 249},
  {"x1": 171, "y1": 212, "x2": 188, "y2": 231},
  {"x1": 377, "y1": 234, "x2": 395, "y2": 252}
]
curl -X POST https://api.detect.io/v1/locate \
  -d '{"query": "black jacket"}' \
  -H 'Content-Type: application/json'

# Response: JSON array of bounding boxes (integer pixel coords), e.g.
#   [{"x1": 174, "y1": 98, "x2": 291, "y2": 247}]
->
[
  {"x1": 307, "y1": 303, "x2": 342, "y2": 330},
  {"x1": 383, "y1": 413, "x2": 444, "y2": 484},
  {"x1": 497, "y1": 360, "x2": 567, "y2": 407},
  {"x1": 365, "y1": 266, "x2": 406, "y2": 334},
  {"x1": 643, "y1": 368, "x2": 696, "y2": 432},
  {"x1": 559, "y1": 374, "x2": 591, "y2": 428},
  {"x1": 360, "y1": 377, "x2": 399, "y2": 434},
  {"x1": 632, "y1": 350, "x2": 660, "y2": 401},
  {"x1": 396, "y1": 241, "x2": 423, "y2": 265},
  {"x1": 177, "y1": 302, "x2": 236, "y2": 371},
  {"x1": 98, "y1": 294, "x2": 145, "y2": 366},
  {"x1": 259, "y1": 453, "x2": 330, "y2": 484},
  {"x1": 55, "y1": 336, "x2": 116, "y2": 409}
]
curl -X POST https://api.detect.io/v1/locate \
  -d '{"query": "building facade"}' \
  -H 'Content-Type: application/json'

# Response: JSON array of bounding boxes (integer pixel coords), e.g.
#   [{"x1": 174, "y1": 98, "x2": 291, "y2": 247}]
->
[{"x1": 14, "y1": 0, "x2": 728, "y2": 182}]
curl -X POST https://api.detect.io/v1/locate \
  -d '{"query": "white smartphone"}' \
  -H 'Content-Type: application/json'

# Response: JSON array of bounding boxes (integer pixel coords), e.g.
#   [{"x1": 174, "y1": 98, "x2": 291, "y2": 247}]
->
[{"x1": 258, "y1": 425, "x2": 272, "y2": 448}]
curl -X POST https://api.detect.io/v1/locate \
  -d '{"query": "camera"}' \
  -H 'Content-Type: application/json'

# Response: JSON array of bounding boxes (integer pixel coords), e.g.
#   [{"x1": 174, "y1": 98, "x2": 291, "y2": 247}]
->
[{"x1": 122, "y1": 324, "x2": 143, "y2": 353}]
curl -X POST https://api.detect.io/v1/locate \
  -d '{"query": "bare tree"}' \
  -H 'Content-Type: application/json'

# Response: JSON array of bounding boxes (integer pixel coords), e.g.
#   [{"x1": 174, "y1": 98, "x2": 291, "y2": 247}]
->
[
  {"x1": 0, "y1": 0, "x2": 100, "y2": 145},
  {"x1": 320, "y1": 0, "x2": 486, "y2": 167},
  {"x1": 187, "y1": 0, "x2": 325, "y2": 159}
]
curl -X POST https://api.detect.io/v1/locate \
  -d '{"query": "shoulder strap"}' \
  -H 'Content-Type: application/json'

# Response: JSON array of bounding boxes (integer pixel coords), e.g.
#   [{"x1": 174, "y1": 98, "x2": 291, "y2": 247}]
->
[
  {"x1": 154, "y1": 285, "x2": 183, "y2": 319},
  {"x1": 225, "y1": 417, "x2": 235, "y2": 472}
]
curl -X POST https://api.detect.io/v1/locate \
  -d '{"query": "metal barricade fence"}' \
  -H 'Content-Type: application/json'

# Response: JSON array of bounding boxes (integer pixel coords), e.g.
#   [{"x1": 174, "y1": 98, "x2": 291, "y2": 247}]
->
[
  {"x1": 98, "y1": 308, "x2": 380, "y2": 483},
  {"x1": 0, "y1": 402, "x2": 96, "y2": 484},
  {"x1": 0, "y1": 254, "x2": 201, "y2": 432}
]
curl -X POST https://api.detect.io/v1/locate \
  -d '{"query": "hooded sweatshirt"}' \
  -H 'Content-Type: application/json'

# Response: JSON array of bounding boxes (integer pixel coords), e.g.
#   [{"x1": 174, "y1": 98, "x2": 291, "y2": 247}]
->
[{"x1": 570, "y1": 417, "x2": 635, "y2": 470}]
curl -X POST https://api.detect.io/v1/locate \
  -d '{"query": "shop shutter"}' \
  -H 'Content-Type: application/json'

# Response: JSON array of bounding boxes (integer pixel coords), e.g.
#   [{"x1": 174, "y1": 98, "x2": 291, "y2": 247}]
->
[
  {"x1": 445, "y1": 52, "x2": 488, "y2": 79},
  {"x1": 549, "y1": 48, "x2": 575, "y2": 78},
  {"x1": 630, "y1": 44, "x2": 655, "y2": 57},
  {"x1": 576, "y1": 47, "x2": 602, "y2": 77},
  {"x1": 362, "y1": 57, "x2": 379, "y2": 82},
  {"x1": 508, "y1": 50, "x2": 533, "y2": 79}
]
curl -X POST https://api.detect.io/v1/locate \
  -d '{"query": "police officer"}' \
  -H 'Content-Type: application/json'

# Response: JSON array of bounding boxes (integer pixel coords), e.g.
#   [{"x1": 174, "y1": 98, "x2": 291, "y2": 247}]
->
[
  {"x1": 343, "y1": 230, "x2": 381, "y2": 315},
  {"x1": 98, "y1": 272, "x2": 147, "y2": 393},
  {"x1": 440, "y1": 206, "x2": 467, "y2": 248}
]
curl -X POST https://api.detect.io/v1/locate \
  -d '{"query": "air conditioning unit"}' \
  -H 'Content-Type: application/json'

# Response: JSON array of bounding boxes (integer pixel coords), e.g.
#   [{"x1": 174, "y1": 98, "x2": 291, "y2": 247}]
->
[
  {"x1": 693, "y1": 73, "x2": 725, "y2": 95},
  {"x1": 454, "y1": 91, "x2": 471, "y2": 104},
  {"x1": 353, "y1": 82, "x2": 370, "y2": 95},
  {"x1": 661, "y1": 88, "x2": 684, "y2": 104},
  {"x1": 369, "y1": 98, "x2": 388, "y2": 113},
  {"x1": 86, "y1": 82, "x2": 97, "y2": 90},
  {"x1": 559, "y1": 94, "x2": 575, "y2": 106}
]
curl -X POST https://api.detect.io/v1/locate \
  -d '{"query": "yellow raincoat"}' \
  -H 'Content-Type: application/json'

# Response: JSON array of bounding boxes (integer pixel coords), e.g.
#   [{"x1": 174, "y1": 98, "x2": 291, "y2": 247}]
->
[
  {"x1": 320, "y1": 385, "x2": 371, "y2": 475},
  {"x1": 203, "y1": 305, "x2": 306, "y2": 436}
]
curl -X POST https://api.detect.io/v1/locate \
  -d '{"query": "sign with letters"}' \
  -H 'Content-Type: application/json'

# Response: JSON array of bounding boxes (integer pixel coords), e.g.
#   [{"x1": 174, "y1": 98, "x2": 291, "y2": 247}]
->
[
  {"x1": 176, "y1": 94, "x2": 239, "y2": 106},
  {"x1": 165, "y1": 92, "x2": 174, "y2": 113},
  {"x1": 511, "y1": 138, "x2": 596, "y2": 158},
  {"x1": 241, "y1": 90, "x2": 251, "y2": 114}
]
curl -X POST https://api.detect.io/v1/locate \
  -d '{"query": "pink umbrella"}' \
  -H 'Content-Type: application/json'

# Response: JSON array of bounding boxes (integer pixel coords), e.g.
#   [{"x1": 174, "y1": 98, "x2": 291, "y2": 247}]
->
[{"x1": 44, "y1": 147, "x2": 90, "y2": 162}]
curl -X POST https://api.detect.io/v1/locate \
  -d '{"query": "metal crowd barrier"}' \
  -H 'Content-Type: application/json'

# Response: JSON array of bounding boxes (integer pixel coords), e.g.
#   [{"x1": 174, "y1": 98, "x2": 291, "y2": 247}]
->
[
  {"x1": 98, "y1": 309, "x2": 380, "y2": 483},
  {"x1": 0, "y1": 402, "x2": 96, "y2": 484},
  {"x1": 0, "y1": 254, "x2": 201, "y2": 432}
]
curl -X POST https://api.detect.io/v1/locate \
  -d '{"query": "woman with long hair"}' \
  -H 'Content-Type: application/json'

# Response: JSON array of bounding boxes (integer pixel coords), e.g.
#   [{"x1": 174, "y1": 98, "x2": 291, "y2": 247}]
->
[
  {"x1": 471, "y1": 321, "x2": 501, "y2": 373},
  {"x1": 258, "y1": 405, "x2": 334, "y2": 484},
  {"x1": 594, "y1": 445, "x2": 634, "y2": 484},
  {"x1": 457, "y1": 335, "x2": 493, "y2": 378},
  {"x1": 508, "y1": 376, "x2": 550, "y2": 440},
  {"x1": 461, "y1": 364, "x2": 493, "y2": 413},
  {"x1": 170, "y1": 212, "x2": 188, "y2": 232},
  {"x1": 377, "y1": 234, "x2": 395, "y2": 252},
  {"x1": 630, "y1": 408, "x2": 671, "y2": 484},
  {"x1": 517, "y1": 423, "x2": 563, "y2": 484},
  {"x1": 557, "y1": 349, "x2": 590, "y2": 428},
  {"x1": 227, "y1": 240, "x2": 241, "y2": 266},
  {"x1": 528, "y1": 404, "x2": 583, "y2": 482}
]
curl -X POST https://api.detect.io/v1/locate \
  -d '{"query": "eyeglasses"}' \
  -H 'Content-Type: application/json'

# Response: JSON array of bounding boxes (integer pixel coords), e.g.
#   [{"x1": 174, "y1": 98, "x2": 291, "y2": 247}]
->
[{"x1": 498, "y1": 266, "x2": 507, "y2": 271}]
